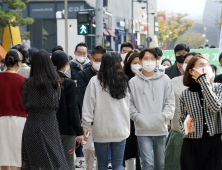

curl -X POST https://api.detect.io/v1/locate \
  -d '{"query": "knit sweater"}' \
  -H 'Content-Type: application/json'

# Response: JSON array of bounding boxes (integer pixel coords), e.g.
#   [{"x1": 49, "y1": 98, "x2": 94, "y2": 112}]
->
[
  {"x1": 0, "y1": 72, "x2": 27, "y2": 117},
  {"x1": 171, "y1": 76, "x2": 187, "y2": 132}
]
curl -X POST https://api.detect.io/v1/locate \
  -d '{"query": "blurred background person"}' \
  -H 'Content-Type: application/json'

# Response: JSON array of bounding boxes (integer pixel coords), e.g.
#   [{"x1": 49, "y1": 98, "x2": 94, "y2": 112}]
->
[
  {"x1": 51, "y1": 51, "x2": 84, "y2": 170},
  {"x1": 165, "y1": 52, "x2": 197, "y2": 170},
  {"x1": 0, "y1": 59, "x2": 5, "y2": 71},
  {"x1": 21, "y1": 49, "x2": 69, "y2": 169},
  {"x1": 120, "y1": 42, "x2": 133, "y2": 65},
  {"x1": 179, "y1": 54, "x2": 222, "y2": 170},
  {"x1": 0, "y1": 49, "x2": 26, "y2": 170},
  {"x1": 165, "y1": 44, "x2": 190, "y2": 79},
  {"x1": 82, "y1": 52, "x2": 130, "y2": 170},
  {"x1": 52, "y1": 45, "x2": 64, "y2": 54},
  {"x1": 27, "y1": 48, "x2": 38, "y2": 66},
  {"x1": 161, "y1": 59, "x2": 172, "y2": 68},
  {"x1": 123, "y1": 51, "x2": 141, "y2": 170},
  {"x1": 11, "y1": 44, "x2": 30, "y2": 78},
  {"x1": 153, "y1": 47, "x2": 165, "y2": 70},
  {"x1": 123, "y1": 49, "x2": 140, "y2": 64}
]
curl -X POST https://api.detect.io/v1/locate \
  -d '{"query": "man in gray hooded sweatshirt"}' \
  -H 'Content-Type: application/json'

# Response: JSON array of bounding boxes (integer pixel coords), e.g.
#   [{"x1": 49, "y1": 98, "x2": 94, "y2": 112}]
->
[{"x1": 130, "y1": 48, "x2": 175, "y2": 170}]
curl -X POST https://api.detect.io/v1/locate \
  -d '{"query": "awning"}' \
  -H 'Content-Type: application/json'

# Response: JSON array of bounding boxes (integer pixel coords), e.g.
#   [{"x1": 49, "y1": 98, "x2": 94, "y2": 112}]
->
[
  {"x1": 106, "y1": 29, "x2": 116, "y2": 37},
  {"x1": 103, "y1": 29, "x2": 110, "y2": 36},
  {"x1": 116, "y1": 29, "x2": 126, "y2": 36}
]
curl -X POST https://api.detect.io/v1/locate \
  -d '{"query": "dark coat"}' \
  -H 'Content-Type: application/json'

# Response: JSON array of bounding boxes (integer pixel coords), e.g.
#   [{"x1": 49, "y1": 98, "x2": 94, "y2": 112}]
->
[
  {"x1": 76, "y1": 67, "x2": 97, "y2": 117},
  {"x1": 214, "y1": 74, "x2": 222, "y2": 83},
  {"x1": 165, "y1": 63, "x2": 178, "y2": 79},
  {"x1": 56, "y1": 72, "x2": 83, "y2": 136},
  {"x1": 70, "y1": 61, "x2": 91, "y2": 81}
]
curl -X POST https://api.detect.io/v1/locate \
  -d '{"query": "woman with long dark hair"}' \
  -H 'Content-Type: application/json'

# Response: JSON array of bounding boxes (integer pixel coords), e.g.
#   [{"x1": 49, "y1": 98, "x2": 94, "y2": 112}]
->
[
  {"x1": 0, "y1": 49, "x2": 26, "y2": 170},
  {"x1": 179, "y1": 54, "x2": 222, "y2": 170},
  {"x1": 82, "y1": 52, "x2": 130, "y2": 170},
  {"x1": 123, "y1": 52, "x2": 141, "y2": 170},
  {"x1": 21, "y1": 49, "x2": 69, "y2": 169}
]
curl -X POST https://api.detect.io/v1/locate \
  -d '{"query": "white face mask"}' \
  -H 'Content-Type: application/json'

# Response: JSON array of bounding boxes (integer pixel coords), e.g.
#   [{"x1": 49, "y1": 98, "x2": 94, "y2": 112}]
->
[
  {"x1": 121, "y1": 53, "x2": 128, "y2": 61},
  {"x1": 76, "y1": 55, "x2": 86, "y2": 63},
  {"x1": 142, "y1": 61, "x2": 156, "y2": 72},
  {"x1": 93, "y1": 61, "x2": 101, "y2": 72},
  {"x1": 157, "y1": 60, "x2": 161, "y2": 66},
  {"x1": 197, "y1": 66, "x2": 213, "y2": 81},
  {"x1": 131, "y1": 63, "x2": 142, "y2": 74},
  {"x1": 182, "y1": 64, "x2": 187, "y2": 72}
]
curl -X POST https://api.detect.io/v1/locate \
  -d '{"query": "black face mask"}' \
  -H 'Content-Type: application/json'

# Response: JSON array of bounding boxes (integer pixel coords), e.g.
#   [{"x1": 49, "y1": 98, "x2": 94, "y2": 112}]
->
[{"x1": 176, "y1": 55, "x2": 184, "y2": 64}]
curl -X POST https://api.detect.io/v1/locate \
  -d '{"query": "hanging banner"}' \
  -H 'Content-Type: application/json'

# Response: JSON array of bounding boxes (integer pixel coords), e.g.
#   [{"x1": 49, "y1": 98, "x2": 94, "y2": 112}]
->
[{"x1": 162, "y1": 48, "x2": 220, "y2": 74}]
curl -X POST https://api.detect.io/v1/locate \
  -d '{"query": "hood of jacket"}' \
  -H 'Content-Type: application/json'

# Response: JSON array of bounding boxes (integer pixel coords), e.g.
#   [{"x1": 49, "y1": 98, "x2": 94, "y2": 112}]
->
[
  {"x1": 72, "y1": 58, "x2": 91, "y2": 70},
  {"x1": 136, "y1": 68, "x2": 165, "y2": 100}
]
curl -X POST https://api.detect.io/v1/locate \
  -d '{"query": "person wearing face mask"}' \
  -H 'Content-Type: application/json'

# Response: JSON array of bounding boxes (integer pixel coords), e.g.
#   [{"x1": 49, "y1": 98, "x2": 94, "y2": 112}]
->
[
  {"x1": 76, "y1": 45, "x2": 106, "y2": 170},
  {"x1": 123, "y1": 52, "x2": 142, "y2": 170},
  {"x1": 120, "y1": 42, "x2": 134, "y2": 66},
  {"x1": 153, "y1": 47, "x2": 166, "y2": 70},
  {"x1": 179, "y1": 54, "x2": 222, "y2": 170},
  {"x1": 11, "y1": 44, "x2": 30, "y2": 78},
  {"x1": 66, "y1": 42, "x2": 91, "y2": 81},
  {"x1": 161, "y1": 59, "x2": 172, "y2": 68},
  {"x1": 130, "y1": 48, "x2": 175, "y2": 170},
  {"x1": 214, "y1": 53, "x2": 222, "y2": 83},
  {"x1": 51, "y1": 51, "x2": 84, "y2": 170},
  {"x1": 165, "y1": 44, "x2": 190, "y2": 79},
  {"x1": 0, "y1": 49, "x2": 27, "y2": 170},
  {"x1": 164, "y1": 52, "x2": 197, "y2": 170}
]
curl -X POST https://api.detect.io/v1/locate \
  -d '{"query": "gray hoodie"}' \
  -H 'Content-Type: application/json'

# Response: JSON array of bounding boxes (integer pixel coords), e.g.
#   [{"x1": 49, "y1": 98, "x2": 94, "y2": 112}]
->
[{"x1": 130, "y1": 69, "x2": 175, "y2": 136}]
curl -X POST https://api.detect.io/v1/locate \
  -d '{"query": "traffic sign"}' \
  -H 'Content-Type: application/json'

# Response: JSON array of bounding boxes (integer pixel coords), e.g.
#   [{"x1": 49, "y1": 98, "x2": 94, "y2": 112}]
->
[{"x1": 78, "y1": 24, "x2": 88, "y2": 35}]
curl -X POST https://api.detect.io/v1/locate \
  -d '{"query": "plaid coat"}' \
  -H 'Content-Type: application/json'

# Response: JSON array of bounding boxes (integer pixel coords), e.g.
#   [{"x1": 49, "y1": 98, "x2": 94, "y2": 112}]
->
[{"x1": 179, "y1": 74, "x2": 222, "y2": 139}]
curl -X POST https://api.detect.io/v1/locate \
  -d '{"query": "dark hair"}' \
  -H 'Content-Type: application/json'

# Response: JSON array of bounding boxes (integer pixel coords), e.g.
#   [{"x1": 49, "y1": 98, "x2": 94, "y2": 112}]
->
[
  {"x1": 205, "y1": 44, "x2": 209, "y2": 47},
  {"x1": 91, "y1": 45, "x2": 106, "y2": 57},
  {"x1": 30, "y1": 49, "x2": 60, "y2": 90},
  {"x1": 174, "y1": 44, "x2": 190, "y2": 54},
  {"x1": 219, "y1": 53, "x2": 222, "y2": 62},
  {"x1": 1, "y1": 59, "x2": 5, "y2": 64},
  {"x1": 139, "y1": 48, "x2": 158, "y2": 60},
  {"x1": 52, "y1": 45, "x2": 64, "y2": 53},
  {"x1": 153, "y1": 47, "x2": 163, "y2": 57},
  {"x1": 161, "y1": 58, "x2": 172, "y2": 66},
  {"x1": 198, "y1": 46, "x2": 203, "y2": 49},
  {"x1": 183, "y1": 54, "x2": 208, "y2": 87},
  {"x1": 184, "y1": 52, "x2": 200, "y2": 60},
  {"x1": 120, "y1": 42, "x2": 133, "y2": 51},
  {"x1": 28, "y1": 48, "x2": 38, "y2": 65},
  {"x1": 210, "y1": 45, "x2": 216, "y2": 48},
  {"x1": 11, "y1": 44, "x2": 29, "y2": 64},
  {"x1": 98, "y1": 52, "x2": 129, "y2": 99},
  {"x1": 123, "y1": 49, "x2": 140, "y2": 63},
  {"x1": 75, "y1": 42, "x2": 88, "y2": 51},
  {"x1": 124, "y1": 52, "x2": 140, "y2": 80},
  {"x1": 211, "y1": 64, "x2": 217, "y2": 74},
  {"x1": 5, "y1": 49, "x2": 23, "y2": 67}
]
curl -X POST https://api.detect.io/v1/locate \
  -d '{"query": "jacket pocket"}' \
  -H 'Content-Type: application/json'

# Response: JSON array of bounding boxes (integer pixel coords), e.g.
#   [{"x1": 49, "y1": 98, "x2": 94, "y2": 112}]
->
[{"x1": 135, "y1": 112, "x2": 167, "y2": 132}]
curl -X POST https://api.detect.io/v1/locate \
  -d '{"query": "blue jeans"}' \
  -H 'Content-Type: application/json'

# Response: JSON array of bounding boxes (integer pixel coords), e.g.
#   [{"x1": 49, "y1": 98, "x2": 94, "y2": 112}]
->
[
  {"x1": 137, "y1": 136, "x2": 167, "y2": 170},
  {"x1": 94, "y1": 140, "x2": 126, "y2": 170},
  {"x1": 108, "y1": 145, "x2": 111, "y2": 164}
]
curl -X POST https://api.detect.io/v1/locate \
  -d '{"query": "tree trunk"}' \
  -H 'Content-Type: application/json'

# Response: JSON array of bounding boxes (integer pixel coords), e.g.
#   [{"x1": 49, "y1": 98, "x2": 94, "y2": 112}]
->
[{"x1": 167, "y1": 38, "x2": 178, "y2": 50}]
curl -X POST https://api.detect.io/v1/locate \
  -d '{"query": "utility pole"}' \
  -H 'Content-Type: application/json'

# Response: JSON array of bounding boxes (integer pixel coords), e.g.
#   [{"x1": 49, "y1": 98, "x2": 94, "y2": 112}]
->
[
  {"x1": 146, "y1": 0, "x2": 149, "y2": 48},
  {"x1": 95, "y1": 0, "x2": 103, "y2": 46},
  {"x1": 64, "y1": 0, "x2": 68, "y2": 54},
  {"x1": 131, "y1": 0, "x2": 134, "y2": 48}
]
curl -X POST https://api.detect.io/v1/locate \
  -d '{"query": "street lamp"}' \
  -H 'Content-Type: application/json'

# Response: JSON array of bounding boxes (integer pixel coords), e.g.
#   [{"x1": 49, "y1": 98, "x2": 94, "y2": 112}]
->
[
  {"x1": 141, "y1": 1, "x2": 155, "y2": 48},
  {"x1": 131, "y1": 0, "x2": 145, "y2": 48}
]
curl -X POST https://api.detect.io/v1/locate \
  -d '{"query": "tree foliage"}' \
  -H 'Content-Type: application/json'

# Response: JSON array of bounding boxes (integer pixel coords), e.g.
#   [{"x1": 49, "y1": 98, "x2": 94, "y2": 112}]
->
[
  {"x1": 21, "y1": 28, "x2": 49, "y2": 40},
  {"x1": 157, "y1": 12, "x2": 194, "y2": 49},
  {"x1": 177, "y1": 32, "x2": 205, "y2": 49},
  {"x1": 0, "y1": 0, "x2": 34, "y2": 38}
]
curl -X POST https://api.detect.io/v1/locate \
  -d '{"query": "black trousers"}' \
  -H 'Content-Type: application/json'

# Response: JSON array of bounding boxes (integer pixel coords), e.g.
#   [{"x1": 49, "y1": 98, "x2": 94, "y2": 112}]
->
[
  {"x1": 181, "y1": 135, "x2": 221, "y2": 170},
  {"x1": 61, "y1": 134, "x2": 76, "y2": 170}
]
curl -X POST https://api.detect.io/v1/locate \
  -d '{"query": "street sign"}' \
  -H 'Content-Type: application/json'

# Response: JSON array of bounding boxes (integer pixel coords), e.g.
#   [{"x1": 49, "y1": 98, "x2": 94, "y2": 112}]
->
[{"x1": 162, "y1": 48, "x2": 220, "y2": 74}]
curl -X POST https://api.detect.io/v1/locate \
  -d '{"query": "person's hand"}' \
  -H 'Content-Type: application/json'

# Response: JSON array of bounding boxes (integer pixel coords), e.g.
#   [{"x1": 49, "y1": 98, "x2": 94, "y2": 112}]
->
[
  {"x1": 83, "y1": 127, "x2": 89, "y2": 142},
  {"x1": 168, "y1": 125, "x2": 171, "y2": 130},
  {"x1": 188, "y1": 122, "x2": 195, "y2": 133},
  {"x1": 190, "y1": 68, "x2": 204, "y2": 81},
  {"x1": 76, "y1": 135, "x2": 84, "y2": 144}
]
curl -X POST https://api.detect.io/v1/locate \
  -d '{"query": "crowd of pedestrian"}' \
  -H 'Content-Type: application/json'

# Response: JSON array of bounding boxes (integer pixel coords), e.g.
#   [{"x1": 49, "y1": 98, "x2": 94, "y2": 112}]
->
[{"x1": 0, "y1": 42, "x2": 222, "y2": 170}]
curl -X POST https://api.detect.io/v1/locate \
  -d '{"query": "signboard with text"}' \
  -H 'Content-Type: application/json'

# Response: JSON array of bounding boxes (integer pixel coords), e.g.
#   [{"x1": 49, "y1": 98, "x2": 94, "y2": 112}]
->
[{"x1": 162, "y1": 48, "x2": 220, "y2": 74}]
